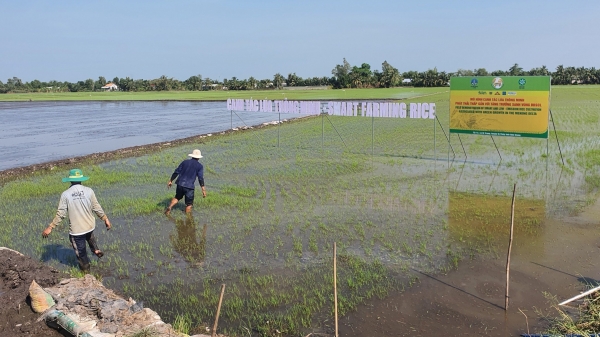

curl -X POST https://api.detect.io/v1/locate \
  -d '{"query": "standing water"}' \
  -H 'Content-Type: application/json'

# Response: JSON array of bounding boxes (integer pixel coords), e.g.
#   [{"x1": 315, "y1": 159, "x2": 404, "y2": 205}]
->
[{"x1": 0, "y1": 101, "x2": 281, "y2": 171}]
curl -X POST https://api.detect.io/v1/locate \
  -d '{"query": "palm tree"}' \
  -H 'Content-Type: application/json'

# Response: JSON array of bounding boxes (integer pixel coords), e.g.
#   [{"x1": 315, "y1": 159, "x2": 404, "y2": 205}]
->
[
  {"x1": 380, "y1": 61, "x2": 401, "y2": 88},
  {"x1": 157, "y1": 75, "x2": 170, "y2": 91},
  {"x1": 286, "y1": 73, "x2": 300, "y2": 87},
  {"x1": 273, "y1": 73, "x2": 284, "y2": 90},
  {"x1": 553, "y1": 65, "x2": 566, "y2": 85},
  {"x1": 248, "y1": 76, "x2": 257, "y2": 90},
  {"x1": 509, "y1": 63, "x2": 524, "y2": 76},
  {"x1": 203, "y1": 77, "x2": 212, "y2": 90},
  {"x1": 185, "y1": 75, "x2": 202, "y2": 91}
]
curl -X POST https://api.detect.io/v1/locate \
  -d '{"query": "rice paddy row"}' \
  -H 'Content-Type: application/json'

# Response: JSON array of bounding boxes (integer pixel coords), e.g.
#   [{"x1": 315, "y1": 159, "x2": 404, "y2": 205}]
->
[{"x1": 1, "y1": 86, "x2": 599, "y2": 336}]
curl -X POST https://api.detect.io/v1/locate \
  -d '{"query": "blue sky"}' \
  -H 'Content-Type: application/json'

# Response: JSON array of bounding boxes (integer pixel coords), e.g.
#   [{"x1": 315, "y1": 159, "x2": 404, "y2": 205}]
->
[{"x1": 2, "y1": 0, "x2": 599, "y2": 82}]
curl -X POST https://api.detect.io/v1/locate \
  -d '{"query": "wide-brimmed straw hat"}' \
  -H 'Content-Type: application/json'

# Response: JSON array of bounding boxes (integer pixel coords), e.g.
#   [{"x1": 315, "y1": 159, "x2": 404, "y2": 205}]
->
[
  {"x1": 62, "y1": 169, "x2": 89, "y2": 182},
  {"x1": 188, "y1": 149, "x2": 203, "y2": 159}
]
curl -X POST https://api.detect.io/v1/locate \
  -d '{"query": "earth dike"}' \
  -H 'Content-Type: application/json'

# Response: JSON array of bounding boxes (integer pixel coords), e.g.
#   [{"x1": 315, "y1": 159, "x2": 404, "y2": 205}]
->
[{"x1": 0, "y1": 247, "x2": 220, "y2": 337}]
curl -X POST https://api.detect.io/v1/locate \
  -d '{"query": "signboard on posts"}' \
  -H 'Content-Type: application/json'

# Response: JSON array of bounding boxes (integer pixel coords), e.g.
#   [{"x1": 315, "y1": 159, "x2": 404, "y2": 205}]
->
[{"x1": 449, "y1": 76, "x2": 550, "y2": 138}]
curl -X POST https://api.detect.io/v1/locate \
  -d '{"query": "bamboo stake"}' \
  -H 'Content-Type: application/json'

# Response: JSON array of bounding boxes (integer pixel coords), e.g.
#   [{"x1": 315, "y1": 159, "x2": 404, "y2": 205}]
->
[
  {"x1": 505, "y1": 183, "x2": 516, "y2": 310},
  {"x1": 334, "y1": 242, "x2": 339, "y2": 337},
  {"x1": 212, "y1": 283, "x2": 226, "y2": 337}
]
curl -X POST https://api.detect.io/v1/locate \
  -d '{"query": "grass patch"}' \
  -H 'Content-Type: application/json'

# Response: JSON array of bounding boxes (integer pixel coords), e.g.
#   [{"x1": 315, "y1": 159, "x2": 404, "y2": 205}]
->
[
  {"x1": 221, "y1": 185, "x2": 259, "y2": 197},
  {"x1": 172, "y1": 314, "x2": 193, "y2": 335},
  {"x1": 541, "y1": 291, "x2": 600, "y2": 336},
  {"x1": 126, "y1": 327, "x2": 159, "y2": 337}
]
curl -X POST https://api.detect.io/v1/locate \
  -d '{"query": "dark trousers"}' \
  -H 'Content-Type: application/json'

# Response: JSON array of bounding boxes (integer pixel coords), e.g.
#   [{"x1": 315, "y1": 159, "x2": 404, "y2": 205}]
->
[{"x1": 69, "y1": 230, "x2": 100, "y2": 271}]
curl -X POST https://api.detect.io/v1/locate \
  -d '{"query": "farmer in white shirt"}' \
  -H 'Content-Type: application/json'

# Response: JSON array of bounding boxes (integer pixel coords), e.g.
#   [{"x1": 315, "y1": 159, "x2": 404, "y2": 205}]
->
[{"x1": 42, "y1": 169, "x2": 112, "y2": 272}]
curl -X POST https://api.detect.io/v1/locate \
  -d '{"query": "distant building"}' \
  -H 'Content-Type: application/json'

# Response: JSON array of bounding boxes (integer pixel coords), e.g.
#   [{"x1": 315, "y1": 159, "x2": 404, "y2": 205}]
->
[
  {"x1": 402, "y1": 79, "x2": 412, "y2": 84},
  {"x1": 101, "y1": 83, "x2": 118, "y2": 91}
]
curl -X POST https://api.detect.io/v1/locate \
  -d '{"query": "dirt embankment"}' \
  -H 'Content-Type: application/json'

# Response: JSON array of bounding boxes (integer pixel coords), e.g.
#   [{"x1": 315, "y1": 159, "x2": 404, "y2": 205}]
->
[
  {"x1": 0, "y1": 133, "x2": 210, "y2": 184},
  {"x1": 1, "y1": 248, "x2": 218, "y2": 337},
  {"x1": 0, "y1": 247, "x2": 66, "y2": 337}
]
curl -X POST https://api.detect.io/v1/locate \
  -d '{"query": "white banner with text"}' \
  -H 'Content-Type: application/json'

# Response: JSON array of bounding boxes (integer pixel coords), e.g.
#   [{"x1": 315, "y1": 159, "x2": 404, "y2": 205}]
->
[{"x1": 226, "y1": 99, "x2": 436, "y2": 119}]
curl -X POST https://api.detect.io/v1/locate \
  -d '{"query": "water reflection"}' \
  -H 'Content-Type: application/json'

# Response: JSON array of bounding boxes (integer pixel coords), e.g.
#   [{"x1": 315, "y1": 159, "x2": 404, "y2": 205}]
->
[
  {"x1": 166, "y1": 213, "x2": 207, "y2": 266},
  {"x1": 448, "y1": 191, "x2": 546, "y2": 254}
]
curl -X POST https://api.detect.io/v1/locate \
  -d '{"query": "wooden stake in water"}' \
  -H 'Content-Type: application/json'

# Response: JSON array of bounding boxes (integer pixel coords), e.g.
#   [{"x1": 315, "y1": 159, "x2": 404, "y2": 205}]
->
[
  {"x1": 505, "y1": 183, "x2": 516, "y2": 310},
  {"x1": 212, "y1": 283, "x2": 226, "y2": 337},
  {"x1": 334, "y1": 242, "x2": 339, "y2": 337}
]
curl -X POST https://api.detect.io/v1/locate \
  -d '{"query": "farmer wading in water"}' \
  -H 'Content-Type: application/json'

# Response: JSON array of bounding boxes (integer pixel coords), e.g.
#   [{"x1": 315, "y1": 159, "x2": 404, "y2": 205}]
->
[
  {"x1": 165, "y1": 149, "x2": 206, "y2": 214},
  {"x1": 43, "y1": 169, "x2": 111, "y2": 272}
]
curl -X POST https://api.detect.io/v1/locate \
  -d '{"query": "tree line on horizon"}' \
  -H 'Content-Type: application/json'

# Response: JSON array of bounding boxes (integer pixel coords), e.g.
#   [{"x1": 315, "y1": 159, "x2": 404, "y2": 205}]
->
[{"x1": 1, "y1": 61, "x2": 599, "y2": 94}]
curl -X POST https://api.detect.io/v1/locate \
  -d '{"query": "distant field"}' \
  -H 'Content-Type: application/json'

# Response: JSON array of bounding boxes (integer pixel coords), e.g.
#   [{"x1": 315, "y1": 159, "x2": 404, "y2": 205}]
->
[{"x1": 0, "y1": 87, "x2": 448, "y2": 101}]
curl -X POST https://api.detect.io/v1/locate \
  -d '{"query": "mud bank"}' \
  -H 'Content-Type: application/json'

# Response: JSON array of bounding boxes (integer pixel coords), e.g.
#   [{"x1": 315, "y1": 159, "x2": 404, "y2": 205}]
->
[
  {"x1": 1, "y1": 247, "x2": 68, "y2": 336},
  {"x1": 0, "y1": 248, "x2": 220, "y2": 337}
]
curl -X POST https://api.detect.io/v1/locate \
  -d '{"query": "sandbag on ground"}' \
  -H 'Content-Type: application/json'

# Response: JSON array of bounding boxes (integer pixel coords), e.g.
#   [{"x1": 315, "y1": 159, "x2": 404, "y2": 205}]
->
[{"x1": 29, "y1": 279, "x2": 56, "y2": 313}]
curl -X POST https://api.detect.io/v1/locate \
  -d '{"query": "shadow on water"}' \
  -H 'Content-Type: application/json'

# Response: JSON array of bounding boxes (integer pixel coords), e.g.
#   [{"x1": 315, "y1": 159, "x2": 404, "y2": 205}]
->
[
  {"x1": 41, "y1": 243, "x2": 78, "y2": 268},
  {"x1": 411, "y1": 268, "x2": 505, "y2": 310},
  {"x1": 157, "y1": 198, "x2": 174, "y2": 212},
  {"x1": 531, "y1": 262, "x2": 600, "y2": 288},
  {"x1": 165, "y1": 213, "x2": 207, "y2": 266},
  {"x1": 157, "y1": 197, "x2": 198, "y2": 214}
]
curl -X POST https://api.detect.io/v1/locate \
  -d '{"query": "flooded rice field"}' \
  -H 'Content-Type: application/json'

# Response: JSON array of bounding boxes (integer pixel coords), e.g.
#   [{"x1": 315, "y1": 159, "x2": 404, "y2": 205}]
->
[
  {"x1": 0, "y1": 101, "x2": 280, "y2": 171},
  {"x1": 1, "y1": 87, "x2": 600, "y2": 336}
]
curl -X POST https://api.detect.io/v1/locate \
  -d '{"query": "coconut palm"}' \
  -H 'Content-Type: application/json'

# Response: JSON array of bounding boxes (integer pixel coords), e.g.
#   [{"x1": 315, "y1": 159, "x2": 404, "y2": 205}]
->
[{"x1": 273, "y1": 73, "x2": 284, "y2": 90}]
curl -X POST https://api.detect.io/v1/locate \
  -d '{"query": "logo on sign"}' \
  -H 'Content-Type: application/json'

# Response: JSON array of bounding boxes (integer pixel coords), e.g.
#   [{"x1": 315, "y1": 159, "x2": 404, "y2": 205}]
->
[{"x1": 492, "y1": 77, "x2": 503, "y2": 89}]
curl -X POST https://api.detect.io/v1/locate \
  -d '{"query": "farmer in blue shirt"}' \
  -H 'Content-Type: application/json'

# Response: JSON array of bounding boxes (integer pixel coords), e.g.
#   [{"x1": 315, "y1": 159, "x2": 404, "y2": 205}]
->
[{"x1": 165, "y1": 149, "x2": 207, "y2": 214}]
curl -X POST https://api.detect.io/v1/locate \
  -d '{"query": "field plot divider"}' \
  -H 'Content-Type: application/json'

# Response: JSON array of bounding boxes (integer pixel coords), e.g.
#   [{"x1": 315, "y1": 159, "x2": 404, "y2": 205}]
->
[
  {"x1": 436, "y1": 115, "x2": 455, "y2": 168},
  {"x1": 505, "y1": 183, "x2": 516, "y2": 311},
  {"x1": 232, "y1": 110, "x2": 270, "y2": 151},
  {"x1": 322, "y1": 113, "x2": 325, "y2": 149},
  {"x1": 549, "y1": 109, "x2": 565, "y2": 166},
  {"x1": 490, "y1": 136, "x2": 502, "y2": 162},
  {"x1": 457, "y1": 134, "x2": 467, "y2": 160},
  {"x1": 325, "y1": 114, "x2": 348, "y2": 148},
  {"x1": 546, "y1": 136, "x2": 549, "y2": 172},
  {"x1": 434, "y1": 116, "x2": 436, "y2": 162},
  {"x1": 333, "y1": 242, "x2": 339, "y2": 337},
  {"x1": 486, "y1": 161, "x2": 502, "y2": 193}
]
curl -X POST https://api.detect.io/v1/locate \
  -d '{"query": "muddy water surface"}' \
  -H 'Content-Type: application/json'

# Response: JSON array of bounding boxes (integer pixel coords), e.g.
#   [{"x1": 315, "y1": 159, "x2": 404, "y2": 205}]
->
[{"x1": 339, "y1": 194, "x2": 600, "y2": 336}]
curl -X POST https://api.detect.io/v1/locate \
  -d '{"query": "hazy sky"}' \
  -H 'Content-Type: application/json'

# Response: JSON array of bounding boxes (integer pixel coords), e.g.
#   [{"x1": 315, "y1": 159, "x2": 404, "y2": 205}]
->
[{"x1": 2, "y1": 0, "x2": 599, "y2": 83}]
